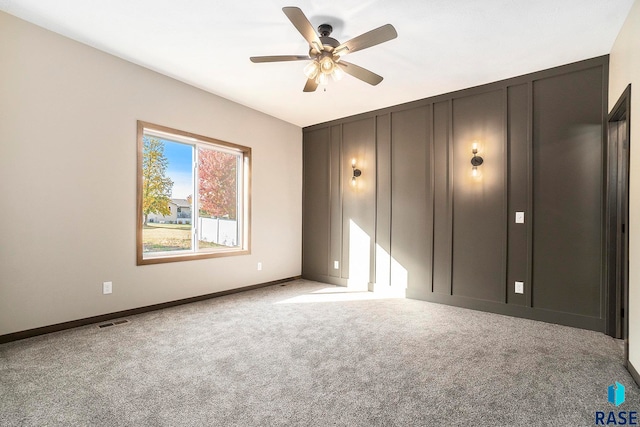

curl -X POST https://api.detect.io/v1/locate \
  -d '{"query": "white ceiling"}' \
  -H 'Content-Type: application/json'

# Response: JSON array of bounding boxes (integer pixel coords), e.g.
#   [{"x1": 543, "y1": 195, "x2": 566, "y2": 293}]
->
[{"x1": 0, "y1": 0, "x2": 634, "y2": 127}]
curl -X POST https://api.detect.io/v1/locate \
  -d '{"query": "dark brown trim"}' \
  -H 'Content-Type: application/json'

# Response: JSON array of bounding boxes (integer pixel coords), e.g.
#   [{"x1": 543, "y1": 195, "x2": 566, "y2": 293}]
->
[
  {"x1": 629, "y1": 360, "x2": 640, "y2": 387},
  {"x1": 0, "y1": 276, "x2": 301, "y2": 345},
  {"x1": 429, "y1": 104, "x2": 436, "y2": 293},
  {"x1": 526, "y1": 80, "x2": 534, "y2": 308},
  {"x1": 609, "y1": 84, "x2": 632, "y2": 120},
  {"x1": 502, "y1": 87, "x2": 509, "y2": 304},
  {"x1": 600, "y1": 60, "x2": 611, "y2": 340},
  {"x1": 605, "y1": 84, "x2": 631, "y2": 354},
  {"x1": 447, "y1": 98, "x2": 454, "y2": 296}
]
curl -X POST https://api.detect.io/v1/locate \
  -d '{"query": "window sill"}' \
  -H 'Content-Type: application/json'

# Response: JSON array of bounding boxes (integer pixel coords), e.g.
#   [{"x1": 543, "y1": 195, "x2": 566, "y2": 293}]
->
[{"x1": 137, "y1": 248, "x2": 250, "y2": 265}]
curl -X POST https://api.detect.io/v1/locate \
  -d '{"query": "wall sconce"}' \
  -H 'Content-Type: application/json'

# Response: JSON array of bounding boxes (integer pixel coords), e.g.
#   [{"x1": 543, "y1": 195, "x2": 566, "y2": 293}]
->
[
  {"x1": 351, "y1": 158, "x2": 362, "y2": 186},
  {"x1": 471, "y1": 142, "x2": 484, "y2": 177}
]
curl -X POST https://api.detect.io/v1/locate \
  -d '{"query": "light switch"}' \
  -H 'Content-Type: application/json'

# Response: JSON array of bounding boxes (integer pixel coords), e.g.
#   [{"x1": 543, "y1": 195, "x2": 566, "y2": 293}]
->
[
  {"x1": 515, "y1": 281, "x2": 524, "y2": 294},
  {"x1": 515, "y1": 212, "x2": 525, "y2": 224}
]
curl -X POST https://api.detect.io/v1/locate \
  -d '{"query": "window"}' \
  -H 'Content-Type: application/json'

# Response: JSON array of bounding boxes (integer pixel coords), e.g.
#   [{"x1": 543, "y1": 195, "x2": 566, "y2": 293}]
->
[{"x1": 137, "y1": 121, "x2": 251, "y2": 265}]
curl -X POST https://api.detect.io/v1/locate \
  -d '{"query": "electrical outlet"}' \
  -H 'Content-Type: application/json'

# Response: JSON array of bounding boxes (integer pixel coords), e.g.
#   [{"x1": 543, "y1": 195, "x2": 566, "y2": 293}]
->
[
  {"x1": 257, "y1": 262, "x2": 262, "y2": 271},
  {"x1": 103, "y1": 281, "x2": 112, "y2": 295},
  {"x1": 334, "y1": 261, "x2": 339, "y2": 270},
  {"x1": 515, "y1": 212, "x2": 525, "y2": 224},
  {"x1": 515, "y1": 281, "x2": 524, "y2": 294}
]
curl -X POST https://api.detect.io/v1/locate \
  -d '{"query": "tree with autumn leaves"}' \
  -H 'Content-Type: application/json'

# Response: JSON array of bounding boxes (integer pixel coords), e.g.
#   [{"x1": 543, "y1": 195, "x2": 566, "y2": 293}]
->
[
  {"x1": 198, "y1": 148, "x2": 237, "y2": 219},
  {"x1": 142, "y1": 139, "x2": 236, "y2": 224},
  {"x1": 142, "y1": 137, "x2": 173, "y2": 225}
]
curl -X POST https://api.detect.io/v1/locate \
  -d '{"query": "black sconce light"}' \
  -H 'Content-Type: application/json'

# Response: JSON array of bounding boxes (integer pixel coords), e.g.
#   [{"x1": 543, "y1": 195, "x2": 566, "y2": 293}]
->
[
  {"x1": 351, "y1": 159, "x2": 362, "y2": 186},
  {"x1": 471, "y1": 142, "x2": 483, "y2": 177}
]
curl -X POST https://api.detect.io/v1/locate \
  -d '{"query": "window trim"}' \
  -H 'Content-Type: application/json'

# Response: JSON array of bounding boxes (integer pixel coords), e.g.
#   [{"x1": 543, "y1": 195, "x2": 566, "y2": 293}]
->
[{"x1": 136, "y1": 121, "x2": 251, "y2": 265}]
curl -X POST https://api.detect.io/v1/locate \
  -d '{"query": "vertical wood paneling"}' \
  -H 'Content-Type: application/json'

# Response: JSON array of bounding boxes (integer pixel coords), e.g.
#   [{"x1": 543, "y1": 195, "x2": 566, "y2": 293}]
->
[
  {"x1": 302, "y1": 128, "x2": 330, "y2": 277},
  {"x1": 532, "y1": 67, "x2": 604, "y2": 317},
  {"x1": 341, "y1": 118, "x2": 376, "y2": 289},
  {"x1": 391, "y1": 106, "x2": 433, "y2": 299},
  {"x1": 451, "y1": 90, "x2": 506, "y2": 302},
  {"x1": 329, "y1": 125, "x2": 342, "y2": 277},
  {"x1": 375, "y1": 114, "x2": 392, "y2": 288},
  {"x1": 507, "y1": 84, "x2": 529, "y2": 306},
  {"x1": 302, "y1": 56, "x2": 608, "y2": 332},
  {"x1": 526, "y1": 82, "x2": 534, "y2": 308},
  {"x1": 433, "y1": 101, "x2": 452, "y2": 294}
]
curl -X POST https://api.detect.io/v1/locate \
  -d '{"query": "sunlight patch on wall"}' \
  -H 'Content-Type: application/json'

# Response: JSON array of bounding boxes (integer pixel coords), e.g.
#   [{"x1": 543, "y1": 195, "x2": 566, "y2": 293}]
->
[
  {"x1": 390, "y1": 256, "x2": 408, "y2": 297},
  {"x1": 347, "y1": 219, "x2": 370, "y2": 291},
  {"x1": 375, "y1": 244, "x2": 391, "y2": 287},
  {"x1": 373, "y1": 244, "x2": 407, "y2": 297}
]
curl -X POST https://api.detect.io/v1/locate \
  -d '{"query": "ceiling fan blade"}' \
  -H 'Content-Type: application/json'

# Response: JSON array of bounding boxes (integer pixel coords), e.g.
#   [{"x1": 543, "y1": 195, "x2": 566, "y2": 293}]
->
[
  {"x1": 282, "y1": 7, "x2": 323, "y2": 50},
  {"x1": 334, "y1": 24, "x2": 397, "y2": 56},
  {"x1": 337, "y1": 61, "x2": 384, "y2": 86},
  {"x1": 303, "y1": 78, "x2": 319, "y2": 92},
  {"x1": 250, "y1": 55, "x2": 309, "y2": 63}
]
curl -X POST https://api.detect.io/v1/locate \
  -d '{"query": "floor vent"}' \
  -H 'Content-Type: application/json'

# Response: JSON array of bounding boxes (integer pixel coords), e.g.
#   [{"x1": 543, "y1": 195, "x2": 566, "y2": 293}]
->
[{"x1": 98, "y1": 319, "x2": 129, "y2": 329}]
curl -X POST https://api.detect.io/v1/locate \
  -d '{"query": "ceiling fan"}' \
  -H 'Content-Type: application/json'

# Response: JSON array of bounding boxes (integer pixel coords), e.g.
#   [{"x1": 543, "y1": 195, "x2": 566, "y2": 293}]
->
[{"x1": 250, "y1": 7, "x2": 398, "y2": 92}]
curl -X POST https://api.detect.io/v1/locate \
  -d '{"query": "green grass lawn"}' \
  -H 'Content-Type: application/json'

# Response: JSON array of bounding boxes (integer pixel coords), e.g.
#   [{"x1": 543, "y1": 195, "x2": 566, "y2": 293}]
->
[{"x1": 143, "y1": 224, "x2": 223, "y2": 252}]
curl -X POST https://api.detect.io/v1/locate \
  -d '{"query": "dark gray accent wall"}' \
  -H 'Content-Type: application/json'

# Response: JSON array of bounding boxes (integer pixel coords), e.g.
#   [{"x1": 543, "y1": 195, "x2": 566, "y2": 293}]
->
[
  {"x1": 376, "y1": 114, "x2": 392, "y2": 288},
  {"x1": 329, "y1": 126, "x2": 342, "y2": 279},
  {"x1": 302, "y1": 127, "x2": 330, "y2": 279},
  {"x1": 302, "y1": 56, "x2": 608, "y2": 331},
  {"x1": 531, "y1": 67, "x2": 605, "y2": 317},
  {"x1": 391, "y1": 106, "x2": 433, "y2": 299},
  {"x1": 341, "y1": 118, "x2": 377, "y2": 288},
  {"x1": 451, "y1": 91, "x2": 506, "y2": 302},
  {"x1": 507, "y1": 84, "x2": 529, "y2": 307},
  {"x1": 432, "y1": 101, "x2": 452, "y2": 295}
]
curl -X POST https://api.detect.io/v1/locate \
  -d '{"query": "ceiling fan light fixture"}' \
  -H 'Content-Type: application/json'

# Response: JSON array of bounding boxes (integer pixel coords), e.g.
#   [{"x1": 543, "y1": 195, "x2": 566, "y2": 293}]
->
[
  {"x1": 332, "y1": 65, "x2": 345, "y2": 81},
  {"x1": 317, "y1": 72, "x2": 330, "y2": 86},
  {"x1": 304, "y1": 61, "x2": 320, "y2": 79},
  {"x1": 319, "y1": 56, "x2": 336, "y2": 74}
]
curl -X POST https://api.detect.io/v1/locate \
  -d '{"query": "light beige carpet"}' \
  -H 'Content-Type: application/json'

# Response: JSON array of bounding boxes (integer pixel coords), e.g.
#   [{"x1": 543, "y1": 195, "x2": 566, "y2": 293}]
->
[{"x1": 1, "y1": 279, "x2": 638, "y2": 426}]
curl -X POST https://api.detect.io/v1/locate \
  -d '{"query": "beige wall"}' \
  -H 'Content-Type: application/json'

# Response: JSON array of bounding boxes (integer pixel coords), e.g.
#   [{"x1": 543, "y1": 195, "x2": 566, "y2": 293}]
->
[
  {"x1": 0, "y1": 11, "x2": 302, "y2": 335},
  {"x1": 609, "y1": 0, "x2": 640, "y2": 372}
]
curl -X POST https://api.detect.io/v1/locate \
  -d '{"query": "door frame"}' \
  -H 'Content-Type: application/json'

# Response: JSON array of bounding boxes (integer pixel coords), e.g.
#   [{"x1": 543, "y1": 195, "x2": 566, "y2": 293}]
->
[{"x1": 605, "y1": 84, "x2": 631, "y2": 366}]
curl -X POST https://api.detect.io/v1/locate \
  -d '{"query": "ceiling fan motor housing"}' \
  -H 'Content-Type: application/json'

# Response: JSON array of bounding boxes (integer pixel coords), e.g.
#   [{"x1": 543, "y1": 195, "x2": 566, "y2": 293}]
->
[
  {"x1": 310, "y1": 27, "x2": 340, "y2": 57},
  {"x1": 320, "y1": 36, "x2": 340, "y2": 48},
  {"x1": 318, "y1": 24, "x2": 333, "y2": 37}
]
